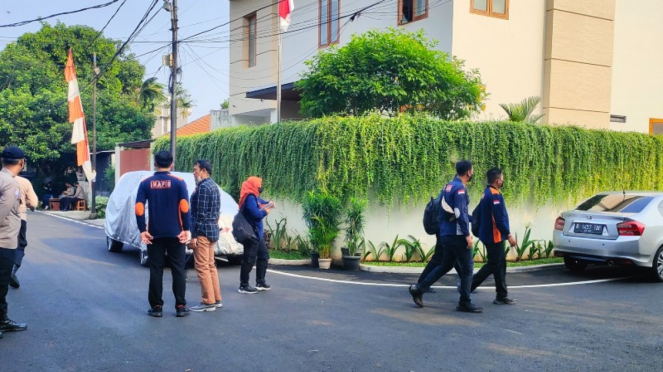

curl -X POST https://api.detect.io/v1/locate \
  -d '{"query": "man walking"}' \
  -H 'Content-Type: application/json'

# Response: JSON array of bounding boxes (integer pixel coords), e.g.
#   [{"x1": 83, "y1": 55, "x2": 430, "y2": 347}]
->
[
  {"x1": 0, "y1": 146, "x2": 29, "y2": 338},
  {"x1": 471, "y1": 168, "x2": 517, "y2": 305},
  {"x1": 10, "y1": 175, "x2": 38, "y2": 289},
  {"x1": 408, "y1": 160, "x2": 482, "y2": 313},
  {"x1": 188, "y1": 159, "x2": 223, "y2": 312},
  {"x1": 135, "y1": 151, "x2": 191, "y2": 318}
]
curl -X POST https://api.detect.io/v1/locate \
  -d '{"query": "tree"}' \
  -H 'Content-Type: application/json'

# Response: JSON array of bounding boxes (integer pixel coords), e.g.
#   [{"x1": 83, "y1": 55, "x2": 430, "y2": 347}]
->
[
  {"x1": 221, "y1": 99, "x2": 229, "y2": 110},
  {"x1": 138, "y1": 77, "x2": 166, "y2": 112},
  {"x1": 296, "y1": 28, "x2": 486, "y2": 119},
  {"x1": 0, "y1": 22, "x2": 154, "y2": 178},
  {"x1": 499, "y1": 96, "x2": 544, "y2": 123},
  {"x1": 176, "y1": 83, "x2": 194, "y2": 122}
]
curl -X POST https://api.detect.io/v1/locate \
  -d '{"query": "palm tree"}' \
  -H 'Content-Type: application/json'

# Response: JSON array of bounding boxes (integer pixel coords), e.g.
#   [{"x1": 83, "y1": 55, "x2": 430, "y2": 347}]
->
[
  {"x1": 138, "y1": 77, "x2": 166, "y2": 112},
  {"x1": 175, "y1": 83, "x2": 194, "y2": 122},
  {"x1": 499, "y1": 96, "x2": 544, "y2": 123}
]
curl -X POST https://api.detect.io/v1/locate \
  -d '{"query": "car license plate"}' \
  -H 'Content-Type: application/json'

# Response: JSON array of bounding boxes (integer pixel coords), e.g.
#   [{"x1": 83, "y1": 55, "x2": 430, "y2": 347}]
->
[{"x1": 574, "y1": 223, "x2": 605, "y2": 235}]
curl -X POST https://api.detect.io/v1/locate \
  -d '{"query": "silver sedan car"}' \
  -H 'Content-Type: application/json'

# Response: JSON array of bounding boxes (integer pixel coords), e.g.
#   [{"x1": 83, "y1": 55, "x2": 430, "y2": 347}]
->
[{"x1": 553, "y1": 192, "x2": 663, "y2": 281}]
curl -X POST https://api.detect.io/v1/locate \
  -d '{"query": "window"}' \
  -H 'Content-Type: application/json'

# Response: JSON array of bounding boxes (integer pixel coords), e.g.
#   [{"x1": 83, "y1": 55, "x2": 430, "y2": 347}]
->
[
  {"x1": 610, "y1": 115, "x2": 627, "y2": 123},
  {"x1": 319, "y1": 0, "x2": 340, "y2": 47},
  {"x1": 246, "y1": 14, "x2": 257, "y2": 67},
  {"x1": 471, "y1": 0, "x2": 508, "y2": 20},
  {"x1": 399, "y1": 0, "x2": 428, "y2": 25},
  {"x1": 650, "y1": 118, "x2": 663, "y2": 135},
  {"x1": 576, "y1": 194, "x2": 654, "y2": 214}
]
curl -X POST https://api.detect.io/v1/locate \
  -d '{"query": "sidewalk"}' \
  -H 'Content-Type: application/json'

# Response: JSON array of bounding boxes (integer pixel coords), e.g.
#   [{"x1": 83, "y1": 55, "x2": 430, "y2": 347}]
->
[{"x1": 42, "y1": 210, "x2": 106, "y2": 227}]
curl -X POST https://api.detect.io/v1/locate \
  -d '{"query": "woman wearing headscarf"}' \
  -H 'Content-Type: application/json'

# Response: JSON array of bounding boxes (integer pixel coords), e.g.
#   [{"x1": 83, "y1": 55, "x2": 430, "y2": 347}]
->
[{"x1": 237, "y1": 176, "x2": 275, "y2": 294}]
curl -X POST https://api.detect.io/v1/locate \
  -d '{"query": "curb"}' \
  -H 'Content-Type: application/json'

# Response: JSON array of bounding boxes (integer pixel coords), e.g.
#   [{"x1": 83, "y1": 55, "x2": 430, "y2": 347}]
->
[
  {"x1": 269, "y1": 258, "x2": 312, "y2": 266},
  {"x1": 360, "y1": 262, "x2": 565, "y2": 274}
]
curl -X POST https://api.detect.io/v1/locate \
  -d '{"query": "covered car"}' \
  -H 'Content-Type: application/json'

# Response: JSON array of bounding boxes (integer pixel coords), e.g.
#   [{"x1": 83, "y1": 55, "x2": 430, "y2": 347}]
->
[{"x1": 104, "y1": 170, "x2": 243, "y2": 266}]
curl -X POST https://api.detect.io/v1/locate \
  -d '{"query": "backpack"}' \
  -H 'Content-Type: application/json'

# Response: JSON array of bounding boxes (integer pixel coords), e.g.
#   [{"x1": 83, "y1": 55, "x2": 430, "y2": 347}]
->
[
  {"x1": 423, "y1": 193, "x2": 443, "y2": 235},
  {"x1": 471, "y1": 202, "x2": 481, "y2": 238}
]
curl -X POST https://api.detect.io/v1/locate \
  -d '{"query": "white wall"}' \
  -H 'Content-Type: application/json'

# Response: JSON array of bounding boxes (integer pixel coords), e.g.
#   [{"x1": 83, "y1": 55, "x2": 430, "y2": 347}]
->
[
  {"x1": 451, "y1": 0, "x2": 547, "y2": 121},
  {"x1": 609, "y1": 0, "x2": 663, "y2": 133},
  {"x1": 266, "y1": 195, "x2": 573, "y2": 262}
]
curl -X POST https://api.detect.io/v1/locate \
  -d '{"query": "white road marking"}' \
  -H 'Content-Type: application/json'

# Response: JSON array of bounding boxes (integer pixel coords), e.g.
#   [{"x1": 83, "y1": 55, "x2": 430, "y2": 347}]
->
[
  {"x1": 266, "y1": 269, "x2": 634, "y2": 289},
  {"x1": 39, "y1": 212, "x2": 104, "y2": 230}
]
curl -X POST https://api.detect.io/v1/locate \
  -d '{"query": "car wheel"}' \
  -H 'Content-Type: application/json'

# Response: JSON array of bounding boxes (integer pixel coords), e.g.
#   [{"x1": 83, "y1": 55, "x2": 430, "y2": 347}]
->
[
  {"x1": 107, "y1": 237, "x2": 123, "y2": 253},
  {"x1": 564, "y1": 256, "x2": 587, "y2": 273},
  {"x1": 650, "y1": 246, "x2": 663, "y2": 282},
  {"x1": 140, "y1": 249, "x2": 149, "y2": 267}
]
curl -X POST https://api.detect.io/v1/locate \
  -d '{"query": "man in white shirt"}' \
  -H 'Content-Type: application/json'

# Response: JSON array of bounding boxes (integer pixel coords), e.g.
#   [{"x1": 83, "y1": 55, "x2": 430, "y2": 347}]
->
[{"x1": 10, "y1": 176, "x2": 37, "y2": 289}]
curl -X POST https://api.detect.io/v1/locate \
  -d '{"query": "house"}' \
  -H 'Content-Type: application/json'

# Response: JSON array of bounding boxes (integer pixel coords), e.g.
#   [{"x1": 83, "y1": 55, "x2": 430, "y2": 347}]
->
[
  {"x1": 150, "y1": 98, "x2": 192, "y2": 139},
  {"x1": 228, "y1": 0, "x2": 663, "y2": 133}
]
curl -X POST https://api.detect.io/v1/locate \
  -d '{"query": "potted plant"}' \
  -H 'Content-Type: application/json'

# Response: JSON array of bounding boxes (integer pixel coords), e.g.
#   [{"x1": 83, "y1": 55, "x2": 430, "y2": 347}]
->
[
  {"x1": 302, "y1": 191, "x2": 342, "y2": 270},
  {"x1": 342, "y1": 198, "x2": 367, "y2": 271}
]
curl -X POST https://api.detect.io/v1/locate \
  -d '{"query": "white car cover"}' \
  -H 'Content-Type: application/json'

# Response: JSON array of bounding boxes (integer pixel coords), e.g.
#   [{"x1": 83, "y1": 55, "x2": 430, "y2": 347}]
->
[{"x1": 104, "y1": 170, "x2": 243, "y2": 256}]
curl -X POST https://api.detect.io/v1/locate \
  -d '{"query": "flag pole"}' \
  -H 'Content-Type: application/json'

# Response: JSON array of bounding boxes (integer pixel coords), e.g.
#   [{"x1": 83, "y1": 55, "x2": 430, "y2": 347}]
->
[
  {"x1": 90, "y1": 52, "x2": 99, "y2": 219},
  {"x1": 276, "y1": 31, "x2": 282, "y2": 124}
]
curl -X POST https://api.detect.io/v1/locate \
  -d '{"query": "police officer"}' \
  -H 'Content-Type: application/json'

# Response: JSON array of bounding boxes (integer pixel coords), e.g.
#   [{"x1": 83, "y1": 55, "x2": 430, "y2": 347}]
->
[
  {"x1": 471, "y1": 167, "x2": 517, "y2": 304},
  {"x1": 0, "y1": 146, "x2": 29, "y2": 338},
  {"x1": 409, "y1": 160, "x2": 482, "y2": 313}
]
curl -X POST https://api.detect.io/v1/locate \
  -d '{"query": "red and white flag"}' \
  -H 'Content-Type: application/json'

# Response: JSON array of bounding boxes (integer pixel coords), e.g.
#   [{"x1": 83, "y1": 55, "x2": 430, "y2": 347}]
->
[
  {"x1": 65, "y1": 49, "x2": 96, "y2": 182},
  {"x1": 278, "y1": 0, "x2": 295, "y2": 32}
]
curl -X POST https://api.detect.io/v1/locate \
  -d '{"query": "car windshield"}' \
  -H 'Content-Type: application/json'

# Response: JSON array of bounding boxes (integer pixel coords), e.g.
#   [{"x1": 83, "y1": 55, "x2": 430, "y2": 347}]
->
[{"x1": 575, "y1": 194, "x2": 654, "y2": 213}]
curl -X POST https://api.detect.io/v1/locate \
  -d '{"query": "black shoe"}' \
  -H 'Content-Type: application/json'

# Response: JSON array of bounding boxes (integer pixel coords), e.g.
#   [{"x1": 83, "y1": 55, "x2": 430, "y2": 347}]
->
[
  {"x1": 0, "y1": 318, "x2": 28, "y2": 332},
  {"x1": 256, "y1": 282, "x2": 271, "y2": 291},
  {"x1": 423, "y1": 287, "x2": 436, "y2": 294},
  {"x1": 238, "y1": 285, "x2": 258, "y2": 294},
  {"x1": 0, "y1": 329, "x2": 3, "y2": 338},
  {"x1": 9, "y1": 273, "x2": 19, "y2": 289},
  {"x1": 408, "y1": 285, "x2": 424, "y2": 308},
  {"x1": 493, "y1": 297, "x2": 517, "y2": 305},
  {"x1": 147, "y1": 305, "x2": 163, "y2": 317},
  {"x1": 456, "y1": 302, "x2": 483, "y2": 313},
  {"x1": 176, "y1": 305, "x2": 190, "y2": 317}
]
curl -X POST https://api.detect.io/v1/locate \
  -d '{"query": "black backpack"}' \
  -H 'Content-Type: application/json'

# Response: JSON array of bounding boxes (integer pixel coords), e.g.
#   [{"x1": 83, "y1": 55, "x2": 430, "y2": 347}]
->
[
  {"x1": 423, "y1": 192, "x2": 443, "y2": 235},
  {"x1": 471, "y1": 203, "x2": 481, "y2": 238}
]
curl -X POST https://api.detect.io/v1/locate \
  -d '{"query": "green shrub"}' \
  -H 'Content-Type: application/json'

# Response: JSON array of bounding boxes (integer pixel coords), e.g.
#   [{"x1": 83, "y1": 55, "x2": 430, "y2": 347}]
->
[
  {"x1": 154, "y1": 116, "x2": 663, "y2": 208},
  {"x1": 95, "y1": 196, "x2": 109, "y2": 219}
]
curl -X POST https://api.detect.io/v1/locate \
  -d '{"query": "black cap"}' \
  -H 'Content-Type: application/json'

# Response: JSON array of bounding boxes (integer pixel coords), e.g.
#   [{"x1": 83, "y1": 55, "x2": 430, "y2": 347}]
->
[{"x1": 1, "y1": 146, "x2": 25, "y2": 160}]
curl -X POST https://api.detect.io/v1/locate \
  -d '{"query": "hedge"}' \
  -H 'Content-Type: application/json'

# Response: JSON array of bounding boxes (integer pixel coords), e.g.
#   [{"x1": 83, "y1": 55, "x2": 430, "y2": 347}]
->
[{"x1": 153, "y1": 116, "x2": 663, "y2": 207}]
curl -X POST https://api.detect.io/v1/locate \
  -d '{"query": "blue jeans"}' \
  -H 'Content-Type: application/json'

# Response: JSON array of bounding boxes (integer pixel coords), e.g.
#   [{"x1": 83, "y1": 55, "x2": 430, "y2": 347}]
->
[
  {"x1": 42, "y1": 194, "x2": 53, "y2": 208},
  {"x1": 418, "y1": 235, "x2": 475, "y2": 305}
]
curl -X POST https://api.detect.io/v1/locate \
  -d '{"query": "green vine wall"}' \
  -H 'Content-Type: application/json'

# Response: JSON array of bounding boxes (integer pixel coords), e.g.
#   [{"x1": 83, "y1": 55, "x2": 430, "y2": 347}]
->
[{"x1": 153, "y1": 116, "x2": 663, "y2": 208}]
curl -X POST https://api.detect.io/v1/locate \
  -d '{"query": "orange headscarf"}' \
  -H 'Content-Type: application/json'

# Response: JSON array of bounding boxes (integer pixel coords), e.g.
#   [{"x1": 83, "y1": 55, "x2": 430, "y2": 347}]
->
[{"x1": 239, "y1": 176, "x2": 262, "y2": 209}]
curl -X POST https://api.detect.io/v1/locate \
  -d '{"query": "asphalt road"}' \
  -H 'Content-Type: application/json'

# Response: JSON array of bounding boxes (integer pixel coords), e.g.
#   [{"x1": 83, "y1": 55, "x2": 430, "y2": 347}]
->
[{"x1": 2, "y1": 212, "x2": 662, "y2": 372}]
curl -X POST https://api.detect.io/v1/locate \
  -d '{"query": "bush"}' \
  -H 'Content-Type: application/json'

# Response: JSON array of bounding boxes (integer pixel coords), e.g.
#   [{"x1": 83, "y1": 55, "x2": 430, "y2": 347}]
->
[
  {"x1": 95, "y1": 196, "x2": 109, "y2": 218},
  {"x1": 154, "y1": 116, "x2": 663, "y2": 208}
]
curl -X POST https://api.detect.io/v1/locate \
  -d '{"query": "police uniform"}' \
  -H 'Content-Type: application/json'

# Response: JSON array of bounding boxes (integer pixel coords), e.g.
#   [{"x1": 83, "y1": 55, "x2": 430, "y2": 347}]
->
[{"x1": 0, "y1": 146, "x2": 28, "y2": 336}]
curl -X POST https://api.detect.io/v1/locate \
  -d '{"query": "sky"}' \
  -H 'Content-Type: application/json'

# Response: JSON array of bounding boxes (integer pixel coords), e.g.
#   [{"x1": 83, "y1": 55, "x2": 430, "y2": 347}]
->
[{"x1": 0, "y1": 0, "x2": 231, "y2": 122}]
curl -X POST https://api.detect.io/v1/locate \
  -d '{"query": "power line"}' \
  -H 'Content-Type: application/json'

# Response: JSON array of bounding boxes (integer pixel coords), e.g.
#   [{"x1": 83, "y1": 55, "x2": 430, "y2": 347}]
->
[
  {"x1": 87, "y1": 0, "x2": 128, "y2": 49},
  {"x1": 0, "y1": 0, "x2": 121, "y2": 28}
]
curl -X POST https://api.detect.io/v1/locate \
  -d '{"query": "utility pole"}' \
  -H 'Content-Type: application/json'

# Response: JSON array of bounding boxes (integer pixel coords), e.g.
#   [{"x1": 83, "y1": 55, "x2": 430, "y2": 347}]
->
[
  {"x1": 89, "y1": 52, "x2": 99, "y2": 219},
  {"x1": 168, "y1": 0, "x2": 179, "y2": 167}
]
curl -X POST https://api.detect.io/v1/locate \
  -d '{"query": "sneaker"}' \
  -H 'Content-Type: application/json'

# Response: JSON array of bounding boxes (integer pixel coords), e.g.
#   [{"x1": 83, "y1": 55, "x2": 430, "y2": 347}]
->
[
  {"x1": 214, "y1": 301, "x2": 223, "y2": 308},
  {"x1": 0, "y1": 318, "x2": 27, "y2": 332},
  {"x1": 456, "y1": 302, "x2": 483, "y2": 313},
  {"x1": 408, "y1": 285, "x2": 424, "y2": 308},
  {"x1": 176, "y1": 305, "x2": 190, "y2": 317},
  {"x1": 147, "y1": 305, "x2": 163, "y2": 318},
  {"x1": 256, "y1": 282, "x2": 271, "y2": 291},
  {"x1": 493, "y1": 297, "x2": 517, "y2": 305},
  {"x1": 190, "y1": 303, "x2": 216, "y2": 312},
  {"x1": 238, "y1": 285, "x2": 258, "y2": 294}
]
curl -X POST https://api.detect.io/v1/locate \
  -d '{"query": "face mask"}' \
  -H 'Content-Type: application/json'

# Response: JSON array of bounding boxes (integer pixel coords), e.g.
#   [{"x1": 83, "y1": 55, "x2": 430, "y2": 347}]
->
[
  {"x1": 195, "y1": 176, "x2": 202, "y2": 185},
  {"x1": 468, "y1": 172, "x2": 474, "y2": 183},
  {"x1": 258, "y1": 187, "x2": 263, "y2": 194}
]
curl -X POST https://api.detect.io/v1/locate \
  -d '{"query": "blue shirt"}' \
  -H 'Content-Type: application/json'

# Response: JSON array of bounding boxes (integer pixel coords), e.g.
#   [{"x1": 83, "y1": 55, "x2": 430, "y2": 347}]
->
[
  {"x1": 241, "y1": 194, "x2": 268, "y2": 241},
  {"x1": 439, "y1": 176, "x2": 471, "y2": 237},
  {"x1": 478, "y1": 185, "x2": 511, "y2": 244},
  {"x1": 135, "y1": 171, "x2": 191, "y2": 238},
  {"x1": 191, "y1": 178, "x2": 221, "y2": 241}
]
